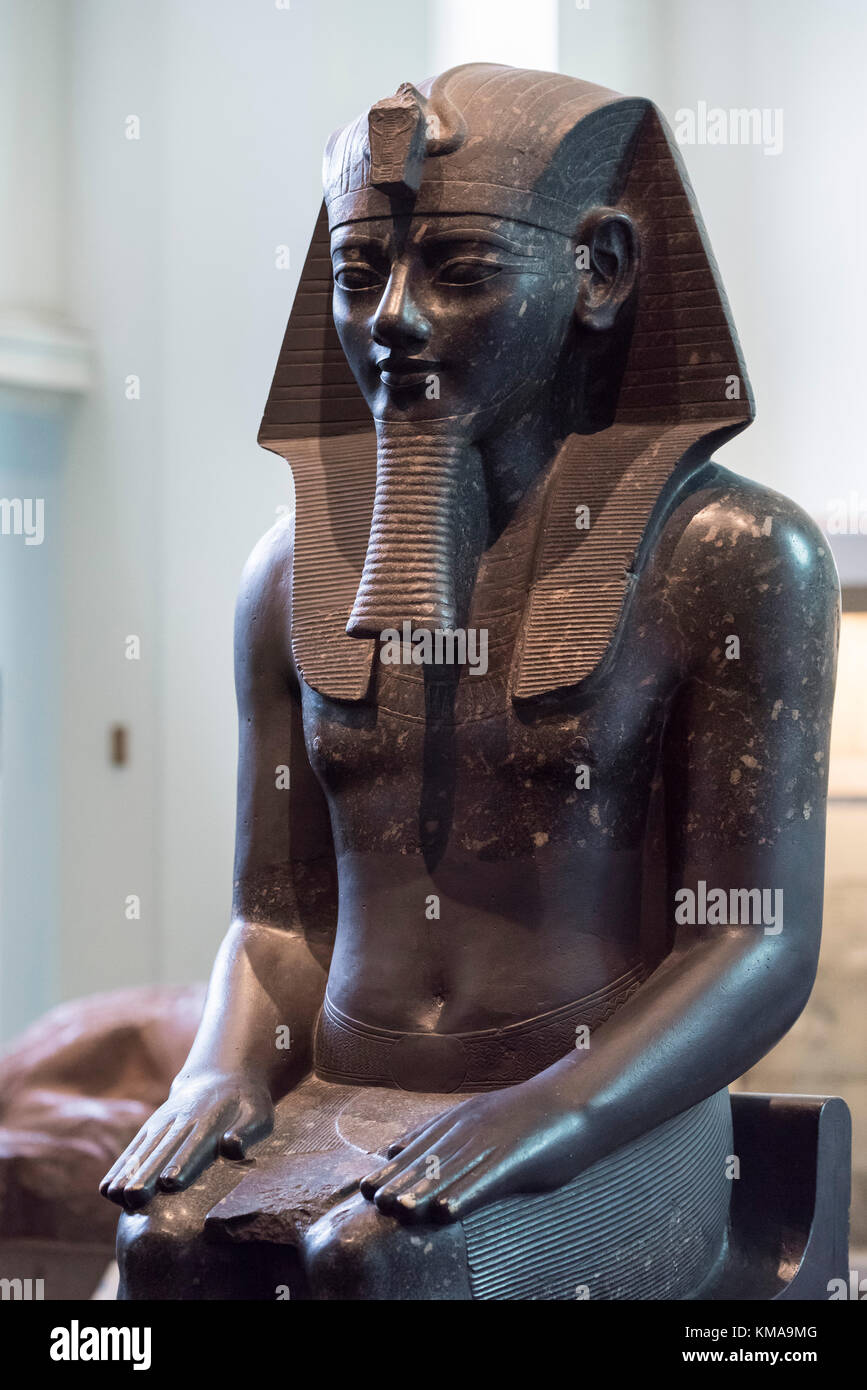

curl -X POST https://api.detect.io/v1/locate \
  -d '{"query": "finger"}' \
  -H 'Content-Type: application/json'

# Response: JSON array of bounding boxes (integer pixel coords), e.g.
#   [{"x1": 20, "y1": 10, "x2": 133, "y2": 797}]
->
[
  {"x1": 360, "y1": 1125, "x2": 458, "y2": 1197},
  {"x1": 380, "y1": 1145, "x2": 490, "y2": 1225},
  {"x1": 100, "y1": 1140, "x2": 146, "y2": 1196},
  {"x1": 102, "y1": 1123, "x2": 172, "y2": 1203},
  {"x1": 100, "y1": 1117, "x2": 169, "y2": 1193},
  {"x1": 372, "y1": 1140, "x2": 469, "y2": 1219},
  {"x1": 385, "y1": 1108, "x2": 460, "y2": 1159},
  {"x1": 120, "y1": 1122, "x2": 195, "y2": 1208},
  {"x1": 158, "y1": 1120, "x2": 221, "y2": 1192},
  {"x1": 370, "y1": 1134, "x2": 462, "y2": 1203},
  {"x1": 385, "y1": 1119, "x2": 436, "y2": 1159},
  {"x1": 219, "y1": 1095, "x2": 272, "y2": 1159},
  {"x1": 427, "y1": 1154, "x2": 498, "y2": 1225},
  {"x1": 375, "y1": 1171, "x2": 442, "y2": 1223}
]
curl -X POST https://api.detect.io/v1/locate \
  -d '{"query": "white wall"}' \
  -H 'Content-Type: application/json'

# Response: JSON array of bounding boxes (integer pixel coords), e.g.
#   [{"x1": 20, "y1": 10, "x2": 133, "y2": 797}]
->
[
  {"x1": 431, "y1": 0, "x2": 558, "y2": 73},
  {"x1": 60, "y1": 0, "x2": 166, "y2": 1009},
  {"x1": 0, "y1": 0, "x2": 64, "y2": 315},
  {"x1": 0, "y1": 0, "x2": 78, "y2": 1040},
  {"x1": 0, "y1": 388, "x2": 64, "y2": 1038}
]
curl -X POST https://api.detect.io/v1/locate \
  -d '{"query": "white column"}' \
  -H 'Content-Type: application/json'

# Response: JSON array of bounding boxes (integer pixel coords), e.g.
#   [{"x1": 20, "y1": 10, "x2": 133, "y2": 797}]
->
[
  {"x1": 0, "y1": 0, "x2": 89, "y2": 387},
  {"x1": 0, "y1": 0, "x2": 89, "y2": 1041}
]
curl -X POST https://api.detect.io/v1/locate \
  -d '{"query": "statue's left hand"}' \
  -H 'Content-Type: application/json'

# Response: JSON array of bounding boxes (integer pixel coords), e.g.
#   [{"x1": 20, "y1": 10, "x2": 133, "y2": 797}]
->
[{"x1": 359, "y1": 1087, "x2": 581, "y2": 1224}]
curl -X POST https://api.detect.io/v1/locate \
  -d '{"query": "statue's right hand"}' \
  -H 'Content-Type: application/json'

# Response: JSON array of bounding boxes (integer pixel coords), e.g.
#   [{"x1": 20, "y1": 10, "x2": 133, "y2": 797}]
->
[{"x1": 99, "y1": 1070, "x2": 274, "y2": 1210}]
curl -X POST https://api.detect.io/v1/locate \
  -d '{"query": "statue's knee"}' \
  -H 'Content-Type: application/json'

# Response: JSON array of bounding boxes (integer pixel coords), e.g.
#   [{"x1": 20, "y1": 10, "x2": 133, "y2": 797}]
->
[
  {"x1": 303, "y1": 1192, "x2": 471, "y2": 1301},
  {"x1": 304, "y1": 1196, "x2": 386, "y2": 1299},
  {"x1": 116, "y1": 1195, "x2": 205, "y2": 1299}
]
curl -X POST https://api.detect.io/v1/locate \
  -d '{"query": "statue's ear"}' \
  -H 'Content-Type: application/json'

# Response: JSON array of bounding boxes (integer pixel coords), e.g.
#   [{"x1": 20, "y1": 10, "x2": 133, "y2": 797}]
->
[{"x1": 574, "y1": 208, "x2": 638, "y2": 333}]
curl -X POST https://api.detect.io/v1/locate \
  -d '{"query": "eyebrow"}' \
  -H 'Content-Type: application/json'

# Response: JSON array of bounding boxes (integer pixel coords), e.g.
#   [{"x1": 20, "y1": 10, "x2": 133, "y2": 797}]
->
[
  {"x1": 416, "y1": 227, "x2": 533, "y2": 253},
  {"x1": 330, "y1": 234, "x2": 389, "y2": 254},
  {"x1": 330, "y1": 226, "x2": 538, "y2": 258}
]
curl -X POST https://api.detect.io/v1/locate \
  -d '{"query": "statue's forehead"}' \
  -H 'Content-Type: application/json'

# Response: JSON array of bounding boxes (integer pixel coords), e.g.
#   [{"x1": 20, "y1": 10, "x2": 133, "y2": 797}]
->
[{"x1": 329, "y1": 211, "x2": 557, "y2": 251}]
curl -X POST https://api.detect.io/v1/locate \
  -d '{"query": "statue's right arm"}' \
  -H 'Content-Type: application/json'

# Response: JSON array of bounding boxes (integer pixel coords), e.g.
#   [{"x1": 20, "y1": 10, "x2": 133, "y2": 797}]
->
[{"x1": 101, "y1": 513, "x2": 336, "y2": 1209}]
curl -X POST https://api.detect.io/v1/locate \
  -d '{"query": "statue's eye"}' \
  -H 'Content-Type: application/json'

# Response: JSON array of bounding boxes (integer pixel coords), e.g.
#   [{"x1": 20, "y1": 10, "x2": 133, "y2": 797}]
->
[
  {"x1": 436, "y1": 258, "x2": 504, "y2": 287},
  {"x1": 333, "y1": 263, "x2": 383, "y2": 291}
]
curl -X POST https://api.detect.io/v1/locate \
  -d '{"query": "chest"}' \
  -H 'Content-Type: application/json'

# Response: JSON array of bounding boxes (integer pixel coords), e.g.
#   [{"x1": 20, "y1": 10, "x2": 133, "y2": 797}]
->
[
  {"x1": 301, "y1": 653, "x2": 665, "y2": 812},
  {"x1": 298, "y1": 512, "x2": 677, "y2": 848}
]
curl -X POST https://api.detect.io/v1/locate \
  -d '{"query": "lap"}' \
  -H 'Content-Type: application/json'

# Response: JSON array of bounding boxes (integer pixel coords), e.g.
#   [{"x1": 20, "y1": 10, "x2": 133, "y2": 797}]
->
[{"x1": 117, "y1": 1077, "x2": 732, "y2": 1301}]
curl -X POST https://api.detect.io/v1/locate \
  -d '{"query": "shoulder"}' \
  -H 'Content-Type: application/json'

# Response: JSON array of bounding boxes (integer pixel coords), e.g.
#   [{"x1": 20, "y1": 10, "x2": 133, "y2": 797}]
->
[
  {"x1": 655, "y1": 464, "x2": 839, "y2": 629},
  {"x1": 235, "y1": 509, "x2": 295, "y2": 684}
]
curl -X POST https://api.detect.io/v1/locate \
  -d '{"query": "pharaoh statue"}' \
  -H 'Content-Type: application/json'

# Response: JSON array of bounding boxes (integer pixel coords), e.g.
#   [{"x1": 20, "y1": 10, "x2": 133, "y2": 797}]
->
[{"x1": 102, "y1": 65, "x2": 847, "y2": 1300}]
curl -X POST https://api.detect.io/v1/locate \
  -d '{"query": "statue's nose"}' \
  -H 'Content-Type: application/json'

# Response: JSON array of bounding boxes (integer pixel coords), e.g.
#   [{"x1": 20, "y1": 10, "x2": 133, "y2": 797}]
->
[{"x1": 372, "y1": 264, "x2": 431, "y2": 349}]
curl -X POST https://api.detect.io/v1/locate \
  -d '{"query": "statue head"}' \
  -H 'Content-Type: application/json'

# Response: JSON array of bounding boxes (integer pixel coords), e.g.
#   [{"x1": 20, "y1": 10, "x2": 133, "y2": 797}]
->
[
  {"x1": 324, "y1": 78, "x2": 640, "y2": 440},
  {"x1": 259, "y1": 65, "x2": 753, "y2": 701}
]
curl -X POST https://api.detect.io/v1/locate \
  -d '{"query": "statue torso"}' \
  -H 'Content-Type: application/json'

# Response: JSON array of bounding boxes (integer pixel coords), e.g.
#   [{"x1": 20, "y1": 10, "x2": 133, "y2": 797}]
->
[{"x1": 298, "y1": 473, "x2": 683, "y2": 1042}]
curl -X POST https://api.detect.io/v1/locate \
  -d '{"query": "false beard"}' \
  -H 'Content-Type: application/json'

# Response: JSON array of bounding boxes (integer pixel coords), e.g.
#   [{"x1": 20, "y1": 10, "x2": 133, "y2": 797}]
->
[{"x1": 346, "y1": 419, "x2": 488, "y2": 638}]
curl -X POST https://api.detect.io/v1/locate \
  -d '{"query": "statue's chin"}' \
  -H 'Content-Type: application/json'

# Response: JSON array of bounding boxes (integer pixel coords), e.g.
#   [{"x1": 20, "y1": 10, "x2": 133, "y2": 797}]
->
[
  {"x1": 347, "y1": 421, "x2": 488, "y2": 640},
  {"x1": 366, "y1": 370, "x2": 543, "y2": 444}
]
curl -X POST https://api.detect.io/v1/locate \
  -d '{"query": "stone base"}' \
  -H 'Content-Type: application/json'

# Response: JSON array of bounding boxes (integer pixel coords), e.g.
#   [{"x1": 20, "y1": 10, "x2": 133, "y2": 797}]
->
[{"x1": 116, "y1": 1090, "x2": 851, "y2": 1301}]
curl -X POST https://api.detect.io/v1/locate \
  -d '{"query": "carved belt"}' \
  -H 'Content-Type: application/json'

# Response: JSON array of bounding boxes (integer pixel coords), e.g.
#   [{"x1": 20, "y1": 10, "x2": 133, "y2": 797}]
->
[{"x1": 314, "y1": 965, "x2": 647, "y2": 1093}]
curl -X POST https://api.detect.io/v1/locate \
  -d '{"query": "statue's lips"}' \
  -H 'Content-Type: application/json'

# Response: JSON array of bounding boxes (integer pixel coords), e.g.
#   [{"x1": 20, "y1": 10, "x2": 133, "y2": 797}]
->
[{"x1": 376, "y1": 356, "x2": 441, "y2": 389}]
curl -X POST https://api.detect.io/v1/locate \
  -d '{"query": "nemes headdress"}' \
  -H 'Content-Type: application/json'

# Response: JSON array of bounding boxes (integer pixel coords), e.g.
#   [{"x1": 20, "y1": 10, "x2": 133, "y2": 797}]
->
[{"x1": 259, "y1": 63, "x2": 753, "y2": 701}]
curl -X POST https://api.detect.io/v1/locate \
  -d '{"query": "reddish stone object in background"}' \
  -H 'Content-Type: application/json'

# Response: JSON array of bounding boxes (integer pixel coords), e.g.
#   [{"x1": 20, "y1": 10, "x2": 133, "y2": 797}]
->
[{"x1": 0, "y1": 985, "x2": 202, "y2": 1296}]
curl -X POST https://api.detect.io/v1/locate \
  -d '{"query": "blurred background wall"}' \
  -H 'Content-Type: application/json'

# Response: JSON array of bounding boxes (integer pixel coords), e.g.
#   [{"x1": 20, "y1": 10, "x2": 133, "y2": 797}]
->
[{"x1": 1, "y1": 0, "x2": 865, "y2": 1235}]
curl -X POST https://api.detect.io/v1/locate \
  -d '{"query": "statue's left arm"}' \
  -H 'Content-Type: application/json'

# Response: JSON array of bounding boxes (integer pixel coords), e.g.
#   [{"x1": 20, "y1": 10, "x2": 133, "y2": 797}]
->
[{"x1": 361, "y1": 483, "x2": 840, "y2": 1223}]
